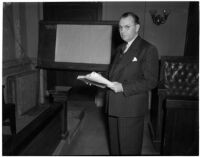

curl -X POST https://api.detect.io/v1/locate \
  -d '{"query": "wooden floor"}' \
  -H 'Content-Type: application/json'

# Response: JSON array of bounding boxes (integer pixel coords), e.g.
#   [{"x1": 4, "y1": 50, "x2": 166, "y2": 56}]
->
[
  {"x1": 59, "y1": 100, "x2": 158, "y2": 155},
  {"x1": 3, "y1": 87, "x2": 159, "y2": 155}
]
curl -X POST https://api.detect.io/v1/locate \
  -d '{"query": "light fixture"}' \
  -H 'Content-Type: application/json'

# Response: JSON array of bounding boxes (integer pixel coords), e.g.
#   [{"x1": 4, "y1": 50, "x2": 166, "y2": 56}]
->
[{"x1": 149, "y1": 9, "x2": 170, "y2": 25}]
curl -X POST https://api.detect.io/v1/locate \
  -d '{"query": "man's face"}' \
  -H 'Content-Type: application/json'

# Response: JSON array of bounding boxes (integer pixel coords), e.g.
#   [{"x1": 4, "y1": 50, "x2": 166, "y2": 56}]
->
[{"x1": 119, "y1": 16, "x2": 140, "y2": 42}]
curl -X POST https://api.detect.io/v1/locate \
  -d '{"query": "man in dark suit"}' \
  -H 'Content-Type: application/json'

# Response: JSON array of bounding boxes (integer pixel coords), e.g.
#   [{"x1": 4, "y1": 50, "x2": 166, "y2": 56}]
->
[{"x1": 106, "y1": 12, "x2": 159, "y2": 155}]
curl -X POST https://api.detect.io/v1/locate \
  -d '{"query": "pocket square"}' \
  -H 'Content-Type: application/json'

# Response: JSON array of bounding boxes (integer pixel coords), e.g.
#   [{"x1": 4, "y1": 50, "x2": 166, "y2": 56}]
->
[{"x1": 132, "y1": 57, "x2": 137, "y2": 62}]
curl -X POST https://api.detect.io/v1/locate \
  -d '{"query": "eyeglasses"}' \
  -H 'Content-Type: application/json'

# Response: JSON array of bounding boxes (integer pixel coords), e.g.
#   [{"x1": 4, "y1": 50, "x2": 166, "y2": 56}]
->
[{"x1": 119, "y1": 25, "x2": 134, "y2": 31}]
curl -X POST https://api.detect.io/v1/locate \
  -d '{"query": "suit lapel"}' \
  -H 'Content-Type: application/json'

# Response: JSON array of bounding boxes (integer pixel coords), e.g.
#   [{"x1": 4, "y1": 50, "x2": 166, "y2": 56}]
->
[
  {"x1": 110, "y1": 36, "x2": 142, "y2": 79},
  {"x1": 109, "y1": 43, "x2": 126, "y2": 78}
]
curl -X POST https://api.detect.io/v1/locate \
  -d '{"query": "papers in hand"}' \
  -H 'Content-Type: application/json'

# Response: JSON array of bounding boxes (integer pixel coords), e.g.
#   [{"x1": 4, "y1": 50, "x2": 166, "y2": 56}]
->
[{"x1": 77, "y1": 72, "x2": 113, "y2": 88}]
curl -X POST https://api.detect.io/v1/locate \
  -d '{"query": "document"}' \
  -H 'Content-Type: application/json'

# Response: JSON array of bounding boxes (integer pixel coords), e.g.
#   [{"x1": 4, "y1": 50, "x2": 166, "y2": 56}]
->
[{"x1": 77, "y1": 72, "x2": 113, "y2": 88}]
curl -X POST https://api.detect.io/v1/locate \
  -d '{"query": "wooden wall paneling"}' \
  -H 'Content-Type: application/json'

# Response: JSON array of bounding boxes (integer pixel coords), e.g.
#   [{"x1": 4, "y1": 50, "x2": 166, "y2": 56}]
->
[
  {"x1": 7, "y1": 70, "x2": 39, "y2": 115},
  {"x1": 161, "y1": 100, "x2": 198, "y2": 155}
]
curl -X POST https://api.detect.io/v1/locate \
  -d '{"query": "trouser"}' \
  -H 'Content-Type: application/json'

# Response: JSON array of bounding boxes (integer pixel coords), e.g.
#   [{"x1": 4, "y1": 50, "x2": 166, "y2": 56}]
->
[{"x1": 108, "y1": 115, "x2": 144, "y2": 155}]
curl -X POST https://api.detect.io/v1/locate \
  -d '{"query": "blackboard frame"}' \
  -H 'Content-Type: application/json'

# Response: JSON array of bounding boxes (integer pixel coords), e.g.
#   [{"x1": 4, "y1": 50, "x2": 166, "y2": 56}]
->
[{"x1": 37, "y1": 20, "x2": 121, "y2": 72}]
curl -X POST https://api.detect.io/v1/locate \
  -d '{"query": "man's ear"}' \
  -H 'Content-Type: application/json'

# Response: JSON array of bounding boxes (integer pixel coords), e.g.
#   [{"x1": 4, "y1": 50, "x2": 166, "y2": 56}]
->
[{"x1": 136, "y1": 24, "x2": 140, "y2": 33}]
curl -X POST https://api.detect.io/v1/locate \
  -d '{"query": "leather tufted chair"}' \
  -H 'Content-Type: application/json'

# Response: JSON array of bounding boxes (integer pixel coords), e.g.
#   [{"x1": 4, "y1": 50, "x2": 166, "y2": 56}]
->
[
  {"x1": 160, "y1": 56, "x2": 198, "y2": 97},
  {"x1": 150, "y1": 56, "x2": 199, "y2": 155}
]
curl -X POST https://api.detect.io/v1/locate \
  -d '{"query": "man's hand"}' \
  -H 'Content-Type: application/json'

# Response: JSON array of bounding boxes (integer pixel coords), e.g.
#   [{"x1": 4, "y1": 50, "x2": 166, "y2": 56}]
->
[{"x1": 107, "y1": 82, "x2": 123, "y2": 93}]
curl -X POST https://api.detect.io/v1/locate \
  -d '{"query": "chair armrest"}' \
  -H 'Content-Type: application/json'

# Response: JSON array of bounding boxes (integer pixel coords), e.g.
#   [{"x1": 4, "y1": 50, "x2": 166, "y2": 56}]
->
[{"x1": 165, "y1": 96, "x2": 198, "y2": 109}]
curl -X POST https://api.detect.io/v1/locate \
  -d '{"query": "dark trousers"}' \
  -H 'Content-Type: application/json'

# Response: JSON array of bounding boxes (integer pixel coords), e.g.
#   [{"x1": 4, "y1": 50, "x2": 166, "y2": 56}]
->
[{"x1": 108, "y1": 116, "x2": 144, "y2": 155}]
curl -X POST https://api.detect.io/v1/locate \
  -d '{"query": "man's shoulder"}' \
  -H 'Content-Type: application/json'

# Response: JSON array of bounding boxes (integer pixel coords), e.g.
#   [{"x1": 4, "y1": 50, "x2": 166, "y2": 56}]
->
[
  {"x1": 140, "y1": 37, "x2": 156, "y2": 48},
  {"x1": 138, "y1": 38, "x2": 159, "y2": 58}
]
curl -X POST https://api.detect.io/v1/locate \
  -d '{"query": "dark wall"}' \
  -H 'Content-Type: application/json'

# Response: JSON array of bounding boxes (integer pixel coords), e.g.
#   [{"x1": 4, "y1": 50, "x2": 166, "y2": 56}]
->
[
  {"x1": 184, "y1": 2, "x2": 199, "y2": 57},
  {"x1": 43, "y1": 2, "x2": 102, "y2": 22}
]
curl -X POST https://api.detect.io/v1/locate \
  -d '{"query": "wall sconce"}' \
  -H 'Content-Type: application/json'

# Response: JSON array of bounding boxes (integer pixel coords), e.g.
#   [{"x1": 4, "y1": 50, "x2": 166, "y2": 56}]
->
[{"x1": 149, "y1": 9, "x2": 170, "y2": 25}]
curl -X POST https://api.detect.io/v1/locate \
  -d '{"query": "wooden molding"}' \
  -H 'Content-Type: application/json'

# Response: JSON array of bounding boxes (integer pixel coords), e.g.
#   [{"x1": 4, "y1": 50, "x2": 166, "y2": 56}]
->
[{"x1": 3, "y1": 58, "x2": 34, "y2": 77}]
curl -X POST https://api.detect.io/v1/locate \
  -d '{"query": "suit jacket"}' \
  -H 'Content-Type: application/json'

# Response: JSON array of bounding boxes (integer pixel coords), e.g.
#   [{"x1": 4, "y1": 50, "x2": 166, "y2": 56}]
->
[{"x1": 106, "y1": 36, "x2": 159, "y2": 117}]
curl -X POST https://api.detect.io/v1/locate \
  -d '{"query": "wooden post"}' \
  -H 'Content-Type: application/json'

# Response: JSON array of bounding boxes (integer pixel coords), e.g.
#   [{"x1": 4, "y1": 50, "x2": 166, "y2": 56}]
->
[{"x1": 50, "y1": 87, "x2": 71, "y2": 139}]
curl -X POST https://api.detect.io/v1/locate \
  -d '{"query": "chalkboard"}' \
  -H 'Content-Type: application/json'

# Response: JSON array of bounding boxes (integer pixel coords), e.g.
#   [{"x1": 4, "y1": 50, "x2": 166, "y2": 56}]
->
[{"x1": 37, "y1": 21, "x2": 121, "y2": 71}]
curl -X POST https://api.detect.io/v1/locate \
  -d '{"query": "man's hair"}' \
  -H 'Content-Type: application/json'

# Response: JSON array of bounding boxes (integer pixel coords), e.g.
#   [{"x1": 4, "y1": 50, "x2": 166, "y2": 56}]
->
[{"x1": 120, "y1": 12, "x2": 140, "y2": 24}]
